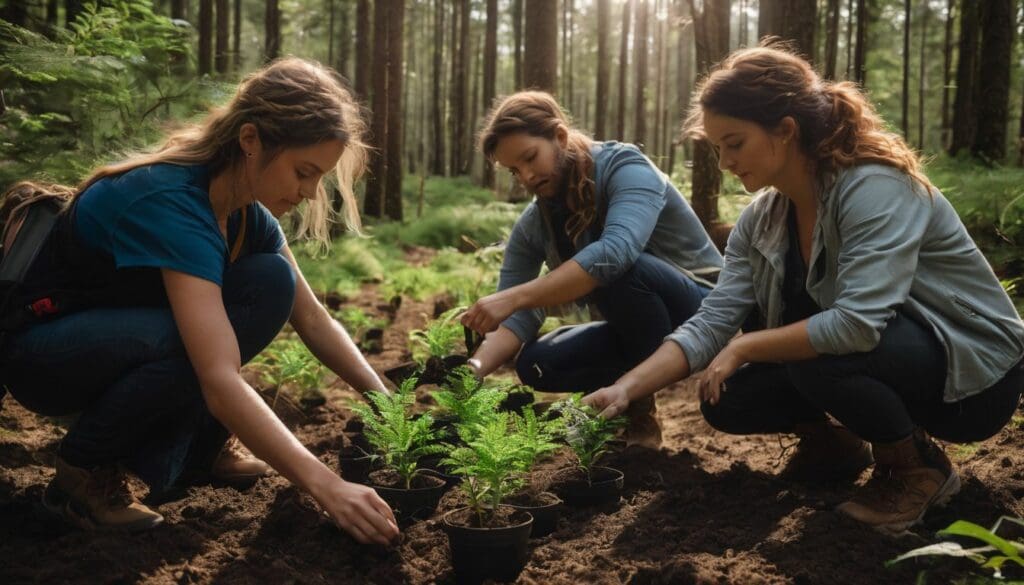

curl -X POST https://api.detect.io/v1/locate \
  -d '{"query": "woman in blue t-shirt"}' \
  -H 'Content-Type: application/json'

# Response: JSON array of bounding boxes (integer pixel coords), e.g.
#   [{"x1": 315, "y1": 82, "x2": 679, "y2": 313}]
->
[
  {"x1": 460, "y1": 91, "x2": 723, "y2": 448},
  {"x1": 0, "y1": 58, "x2": 399, "y2": 544}
]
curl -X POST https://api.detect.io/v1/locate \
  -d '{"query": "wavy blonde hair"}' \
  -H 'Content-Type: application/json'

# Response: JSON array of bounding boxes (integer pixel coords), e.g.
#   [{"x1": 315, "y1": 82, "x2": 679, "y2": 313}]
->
[
  {"x1": 479, "y1": 91, "x2": 597, "y2": 244},
  {"x1": 6, "y1": 57, "x2": 367, "y2": 244},
  {"x1": 684, "y1": 43, "x2": 932, "y2": 193}
]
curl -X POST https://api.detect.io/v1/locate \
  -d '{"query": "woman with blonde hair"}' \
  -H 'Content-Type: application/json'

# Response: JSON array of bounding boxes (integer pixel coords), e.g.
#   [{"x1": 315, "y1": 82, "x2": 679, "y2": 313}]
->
[
  {"x1": 584, "y1": 44, "x2": 1024, "y2": 533},
  {"x1": 0, "y1": 58, "x2": 399, "y2": 544},
  {"x1": 461, "y1": 91, "x2": 723, "y2": 447}
]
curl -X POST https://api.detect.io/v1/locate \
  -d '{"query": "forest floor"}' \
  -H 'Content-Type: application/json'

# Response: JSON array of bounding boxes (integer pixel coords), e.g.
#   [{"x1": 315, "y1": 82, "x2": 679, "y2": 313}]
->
[{"x1": 2, "y1": 281, "x2": 1023, "y2": 585}]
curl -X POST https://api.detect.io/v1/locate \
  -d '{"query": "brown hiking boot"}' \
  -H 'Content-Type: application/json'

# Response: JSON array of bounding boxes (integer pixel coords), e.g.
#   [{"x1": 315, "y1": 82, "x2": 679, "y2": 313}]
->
[
  {"x1": 624, "y1": 395, "x2": 663, "y2": 449},
  {"x1": 43, "y1": 457, "x2": 163, "y2": 531},
  {"x1": 210, "y1": 436, "x2": 271, "y2": 488},
  {"x1": 778, "y1": 420, "x2": 873, "y2": 482},
  {"x1": 836, "y1": 429, "x2": 960, "y2": 534}
]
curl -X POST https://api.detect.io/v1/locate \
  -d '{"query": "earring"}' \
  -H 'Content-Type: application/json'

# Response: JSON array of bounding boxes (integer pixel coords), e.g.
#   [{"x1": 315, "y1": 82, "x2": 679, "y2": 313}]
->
[{"x1": 246, "y1": 152, "x2": 253, "y2": 157}]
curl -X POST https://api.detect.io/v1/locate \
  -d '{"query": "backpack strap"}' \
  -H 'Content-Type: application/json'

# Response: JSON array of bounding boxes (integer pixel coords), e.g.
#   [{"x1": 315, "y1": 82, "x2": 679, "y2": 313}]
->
[{"x1": 229, "y1": 206, "x2": 247, "y2": 263}]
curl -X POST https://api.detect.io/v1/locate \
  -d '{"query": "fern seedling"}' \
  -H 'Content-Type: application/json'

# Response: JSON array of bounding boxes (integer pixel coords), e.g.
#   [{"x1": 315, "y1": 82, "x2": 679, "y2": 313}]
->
[
  {"x1": 551, "y1": 394, "x2": 627, "y2": 483},
  {"x1": 510, "y1": 407, "x2": 563, "y2": 470},
  {"x1": 347, "y1": 377, "x2": 446, "y2": 489},
  {"x1": 431, "y1": 366, "x2": 508, "y2": 441},
  {"x1": 408, "y1": 307, "x2": 466, "y2": 365}
]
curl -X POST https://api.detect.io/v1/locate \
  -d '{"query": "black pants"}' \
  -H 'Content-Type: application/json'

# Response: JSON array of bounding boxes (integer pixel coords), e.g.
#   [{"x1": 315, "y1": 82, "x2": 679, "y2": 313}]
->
[{"x1": 700, "y1": 313, "x2": 1023, "y2": 444}]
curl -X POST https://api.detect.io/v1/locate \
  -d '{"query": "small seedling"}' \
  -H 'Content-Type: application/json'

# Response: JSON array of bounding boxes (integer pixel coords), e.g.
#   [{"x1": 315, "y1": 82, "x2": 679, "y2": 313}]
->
[
  {"x1": 408, "y1": 307, "x2": 466, "y2": 365},
  {"x1": 551, "y1": 394, "x2": 627, "y2": 483},
  {"x1": 252, "y1": 338, "x2": 324, "y2": 408},
  {"x1": 337, "y1": 306, "x2": 385, "y2": 339},
  {"x1": 510, "y1": 407, "x2": 563, "y2": 470},
  {"x1": 347, "y1": 378, "x2": 445, "y2": 489},
  {"x1": 888, "y1": 516, "x2": 1024, "y2": 579},
  {"x1": 430, "y1": 367, "x2": 507, "y2": 439}
]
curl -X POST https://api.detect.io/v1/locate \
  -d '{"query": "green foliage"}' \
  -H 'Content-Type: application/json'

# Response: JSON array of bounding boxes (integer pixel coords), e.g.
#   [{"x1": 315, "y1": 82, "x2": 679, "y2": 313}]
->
[
  {"x1": 430, "y1": 367, "x2": 508, "y2": 439},
  {"x1": 443, "y1": 413, "x2": 530, "y2": 527},
  {"x1": 381, "y1": 245, "x2": 503, "y2": 304},
  {"x1": 408, "y1": 307, "x2": 466, "y2": 365},
  {"x1": 510, "y1": 407, "x2": 563, "y2": 469},
  {"x1": 251, "y1": 338, "x2": 324, "y2": 407},
  {"x1": 370, "y1": 200, "x2": 521, "y2": 250},
  {"x1": 551, "y1": 394, "x2": 627, "y2": 480},
  {"x1": 888, "y1": 516, "x2": 1024, "y2": 580},
  {"x1": 336, "y1": 306, "x2": 386, "y2": 340},
  {"x1": 293, "y1": 236, "x2": 395, "y2": 297},
  {"x1": 0, "y1": 2, "x2": 205, "y2": 186},
  {"x1": 347, "y1": 378, "x2": 445, "y2": 489}
]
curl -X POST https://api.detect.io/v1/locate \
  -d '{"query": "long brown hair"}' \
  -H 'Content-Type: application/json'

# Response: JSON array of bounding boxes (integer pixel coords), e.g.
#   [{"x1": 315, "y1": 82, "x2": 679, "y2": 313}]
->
[
  {"x1": 479, "y1": 91, "x2": 597, "y2": 244},
  {"x1": 684, "y1": 43, "x2": 932, "y2": 193},
  {"x1": 4, "y1": 57, "x2": 367, "y2": 244}
]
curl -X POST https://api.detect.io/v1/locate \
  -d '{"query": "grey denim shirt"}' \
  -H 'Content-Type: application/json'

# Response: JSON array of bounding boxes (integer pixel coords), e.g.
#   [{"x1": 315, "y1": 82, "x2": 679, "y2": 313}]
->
[
  {"x1": 667, "y1": 164, "x2": 1024, "y2": 402},
  {"x1": 498, "y1": 141, "x2": 724, "y2": 344}
]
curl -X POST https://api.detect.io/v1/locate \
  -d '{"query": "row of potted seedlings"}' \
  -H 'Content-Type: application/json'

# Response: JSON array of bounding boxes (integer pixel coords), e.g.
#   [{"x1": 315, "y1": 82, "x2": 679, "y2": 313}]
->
[{"x1": 340, "y1": 368, "x2": 627, "y2": 584}]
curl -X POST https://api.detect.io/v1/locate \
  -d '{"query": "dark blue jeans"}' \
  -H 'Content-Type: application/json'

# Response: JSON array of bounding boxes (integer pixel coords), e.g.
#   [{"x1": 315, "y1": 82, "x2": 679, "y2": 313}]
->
[
  {"x1": 516, "y1": 252, "x2": 711, "y2": 393},
  {"x1": 0, "y1": 253, "x2": 295, "y2": 492},
  {"x1": 700, "y1": 313, "x2": 1023, "y2": 444}
]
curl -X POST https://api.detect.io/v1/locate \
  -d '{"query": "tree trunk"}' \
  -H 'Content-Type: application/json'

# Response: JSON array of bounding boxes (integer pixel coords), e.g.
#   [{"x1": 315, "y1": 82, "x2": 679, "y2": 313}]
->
[
  {"x1": 595, "y1": 0, "x2": 610, "y2": 139},
  {"x1": 216, "y1": 0, "x2": 229, "y2": 74},
  {"x1": 1018, "y1": 77, "x2": 1024, "y2": 166},
  {"x1": 949, "y1": 0, "x2": 980, "y2": 156},
  {"x1": 482, "y1": 0, "x2": 498, "y2": 187},
  {"x1": 513, "y1": 0, "x2": 523, "y2": 90},
  {"x1": 172, "y1": 0, "x2": 186, "y2": 19},
  {"x1": 617, "y1": 0, "x2": 633, "y2": 140},
  {"x1": 328, "y1": 0, "x2": 336, "y2": 68},
  {"x1": 199, "y1": 0, "x2": 213, "y2": 74},
  {"x1": 655, "y1": 0, "x2": 667, "y2": 159},
  {"x1": 66, "y1": 0, "x2": 84, "y2": 27},
  {"x1": 233, "y1": 0, "x2": 241, "y2": 71},
  {"x1": 523, "y1": 0, "x2": 558, "y2": 94},
  {"x1": 757, "y1": 0, "x2": 816, "y2": 61},
  {"x1": 456, "y1": 0, "x2": 470, "y2": 174},
  {"x1": 738, "y1": 0, "x2": 747, "y2": 46},
  {"x1": 264, "y1": 0, "x2": 281, "y2": 62},
  {"x1": 384, "y1": 0, "x2": 404, "y2": 221},
  {"x1": 355, "y1": 0, "x2": 371, "y2": 102},
  {"x1": 365, "y1": 0, "x2": 389, "y2": 218},
  {"x1": 971, "y1": 0, "x2": 1013, "y2": 162},
  {"x1": 562, "y1": 0, "x2": 569, "y2": 99},
  {"x1": 845, "y1": 0, "x2": 854, "y2": 78},
  {"x1": 824, "y1": 0, "x2": 840, "y2": 79},
  {"x1": 853, "y1": 0, "x2": 868, "y2": 86},
  {"x1": 448, "y1": 0, "x2": 460, "y2": 175},
  {"x1": 46, "y1": 0, "x2": 59, "y2": 31},
  {"x1": 690, "y1": 0, "x2": 730, "y2": 233},
  {"x1": 674, "y1": 0, "x2": 693, "y2": 172},
  {"x1": 940, "y1": 0, "x2": 955, "y2": 150},
  {"x1": 901, "y1": 0, "x2": 910, "y2": 138},
  {"x1": 432, "y1": 0, "x2": 446, "y2": 175},
  {"x1": 917, "y1": 2, "x2": 928, "y2": 149},
  {"x1": 633, "y1": 0, "x2": 648, "y2": 148},
  {"x1": 338, "y1": 0, "x2": 350, "y2": 78}
]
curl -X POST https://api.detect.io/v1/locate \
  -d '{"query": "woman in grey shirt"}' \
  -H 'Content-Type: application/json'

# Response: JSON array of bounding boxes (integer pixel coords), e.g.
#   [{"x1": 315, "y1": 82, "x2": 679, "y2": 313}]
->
[
  {"x1": 584, "y1": 45, "x2": 1024, "y2": 533},
  {"x1": 461, "y1": 91, "x2": 722, "y2": 447}
]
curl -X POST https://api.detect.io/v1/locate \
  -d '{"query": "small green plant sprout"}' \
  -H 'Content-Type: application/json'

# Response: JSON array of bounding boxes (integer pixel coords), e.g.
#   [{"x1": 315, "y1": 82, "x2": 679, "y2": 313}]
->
[
  {"x1": 443, "y1": 413, "x2": 530, "y2": 527},
  {"x1": 408, "y1": 306, "x2": 466, "y2": 365},
  {"x1": 430, "y1": 367, "x2": 508, "y2": 439},
  {"x1": 252, "y1": 338, "x2": 324, "y2": 408},
  {"x1": 551, "y1": 394, "x2": 627, "y2": 482},
  {"x1": 887, "y1": 516, "x2": 1024, "y2": 579},
  {"x1": 510, "y1": 407, "x2": 563, "y2": 469},
  {"x1": 347, "y1": 378, "x2": 446, "y2": 489},
  {"x1": 336, "y1": 306, "x2": 378, "y2": 339}
]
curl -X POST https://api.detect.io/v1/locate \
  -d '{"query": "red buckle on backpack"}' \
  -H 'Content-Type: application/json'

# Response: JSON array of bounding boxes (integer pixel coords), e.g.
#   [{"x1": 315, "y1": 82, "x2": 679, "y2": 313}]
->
[{"x1": 30, "y1": 297, "x2": 58, "y2": 316}]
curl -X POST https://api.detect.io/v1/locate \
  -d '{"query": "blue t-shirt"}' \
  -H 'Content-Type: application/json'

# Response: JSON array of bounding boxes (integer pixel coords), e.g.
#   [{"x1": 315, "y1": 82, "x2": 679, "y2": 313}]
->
[{"x1": 70, "y1": 163, "x2": 285, "y2": 302}]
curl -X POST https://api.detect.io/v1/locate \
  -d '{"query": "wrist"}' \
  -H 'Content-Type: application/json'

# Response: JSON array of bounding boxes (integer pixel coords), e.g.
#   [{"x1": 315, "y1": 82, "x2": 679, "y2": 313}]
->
[{"x1": 466, "y1": 357, "x2": 484, "y2": 379}]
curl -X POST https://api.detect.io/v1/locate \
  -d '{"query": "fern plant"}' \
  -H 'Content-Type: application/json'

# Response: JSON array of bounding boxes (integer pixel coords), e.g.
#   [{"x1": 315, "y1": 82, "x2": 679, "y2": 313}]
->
[
  {"x1": 408, "y1": 307, "x2": 465, "y2": 365},
  {"x1": 347, "y1": 378, "x2": 445, "y2": 489},
  {"x1": 252, "y1": 338, "x2": 324, "y2": 408},
  {"x1": 551, "y1": 395, "x2": 627, "y2": 482},
  {"x1": 443, "y1": 413, "x2": 530, "y2": 527},
  {"x1": 336, "y1": 306, "x2": 386, "y2": 340},
  {"x1": 430, "y1": 367, "x2": 508, "y2": 440},
  {"x1": 511, "y1": 407, "x2": 563, "y2": 470}
]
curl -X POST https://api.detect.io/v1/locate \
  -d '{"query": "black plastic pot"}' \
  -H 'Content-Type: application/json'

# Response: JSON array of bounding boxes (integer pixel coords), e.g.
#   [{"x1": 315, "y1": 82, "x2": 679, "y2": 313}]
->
[
  {"x1": 418, "y1": 453, "x2": 462, "y2": 489},
  {"x1": 498, "y1": 391, "x2": 535, "y2": 414},
  {"x1": 337, "y1": 445, "x2": 379, "y2": 484},
  {"x1": 442, "y1": 506, "x2": 533, "y2": 584},
  {"x1": 370, "y1": 470, "x2": 447, "y2": 523},
  {"x1": 384, "y1": 355, "x2": 468, "y2": 387},
  {"x1": 507, "y1": 491, "x2": 562, "y2": 538},
  {"x1": 550, "y1": 466, "x2": 624, "y2": 507}
]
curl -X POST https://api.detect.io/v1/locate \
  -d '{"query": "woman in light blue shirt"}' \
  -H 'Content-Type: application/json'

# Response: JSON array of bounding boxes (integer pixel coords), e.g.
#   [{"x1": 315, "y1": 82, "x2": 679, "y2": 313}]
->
[
  {"x1": 584, "y1": 45, "x2": 1024, "y2": 533},
  {"x1": 461, "y1": 91, "x2": 723, "y2": 447}
]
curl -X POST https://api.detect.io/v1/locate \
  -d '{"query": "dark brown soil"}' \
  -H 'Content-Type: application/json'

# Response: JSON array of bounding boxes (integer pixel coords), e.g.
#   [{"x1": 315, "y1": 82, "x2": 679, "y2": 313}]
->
[{"x1": 2, "y1": 283, "x2": 1023, "y2": 584}]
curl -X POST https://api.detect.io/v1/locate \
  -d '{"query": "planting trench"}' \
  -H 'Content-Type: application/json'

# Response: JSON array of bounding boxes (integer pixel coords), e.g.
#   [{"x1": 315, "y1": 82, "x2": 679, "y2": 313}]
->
[{"x1": 2, "y1": 285, "x2": 1024, "y2": 584}]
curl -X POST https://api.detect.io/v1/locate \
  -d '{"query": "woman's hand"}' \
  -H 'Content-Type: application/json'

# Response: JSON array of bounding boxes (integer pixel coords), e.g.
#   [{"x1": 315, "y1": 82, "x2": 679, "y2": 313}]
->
[
  {"x1": 693, "y1": 342, "x2": 747, "y2": 406},
  {"x1": 461, "y1": 290, "x2": 520, "y2": 335},
  {"x1": 581, "y1": 383, "x2": 632, "y2": 419},
  {"x1": 313, "y1": 476, "x2": 400, "y2": 546}
]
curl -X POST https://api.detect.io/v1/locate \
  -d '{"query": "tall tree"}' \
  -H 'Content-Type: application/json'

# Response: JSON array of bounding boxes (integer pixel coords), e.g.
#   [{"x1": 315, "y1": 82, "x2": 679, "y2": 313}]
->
[
  {"x1": 264, "y1": 0, "x2": 281, "y2": 61},
  {"x1": 65, "y1": 0, "x2": 84, "y2": 27},
  {"x1": 233, "y1": 0, "x2": 242, "y2": 71},
  {"x1": 355, "y1": 0, "x2": 371, "y2": 101},
  {"x1": 216, "y1": 0, "x2": 229, "y2": 74},
  {"x1": 199, "y1": 0, "x2": 213, "y2": 74},
  {"x1": 917, "y1": 1, "x2": 928, "y2": 149},
  {"x1": 971, "y1": 0, "x2": 1013, "y2": 162},
  {"x1": 671, "y1": 0, "x2": 693, "y2": 173},
  {"x1": 432, "y1": 0, "x2": 446, "y2": 175},
  {"x1": 171, "y1": 0, "x2": 186, "y2": 19},
  {"x1": 845, "y1": 0, "x2": 854, "y2": 78},
  {"x1": 448, "y1": 0, "x2": 460, "y2": 174},
  {"x1": 940, "y1": 0, "x2": 955, "y2": 150},
  {"x1": 901, "y1": 0, "x2": 910, "y2": 138},
  {"x1": 690, "y1": 0, "x2": 730, "y2": 235},
  {"x1": 824, "y1": 0, "x2": 840, "y2": 78},
  {"x1": 738, "y1": 0, "x2": 748, "y2": 46},
  {"x1": 523, "y1": 0, "x2": 558, "y2": 94},
  {"x1": 655, "y1": 0, "x2": 668, "y2": 158},
  {"x1": 853, "y1": 0, "x2": 868, "y2": 86},
  {"x1": 949, "y1": 0, "x2": 980, "y2": 156},
  {"x1": 337, "y1": 0, "x2": 350, "y2": 78},
  {"x1": 595, "y1": 0, "x2": 611, "y2": 139},
  {"x1": 482, "y1": 0, "x2": 498, "y2": 187},
  {"x1": 616, "y1": 0, "x2": 633, "y2": 140},
  {"x1": 365, "y1": 0, "x2": 389, "y2": 218},
  {"x1": 384, "y1": 0, "x2": 404, "y2": 220},
  {"x1": 513, "y1": 0, "x2": 524, "y2": 89},
  {"x1": 758, "y1": 0, "x2": 815, "y2": 59},
  {"x1": 456, "y1": 0, "x2": 470, "y2": 173},
  {"x1": 633, "y1": 0, "x2": 648, "y2": 148}
]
